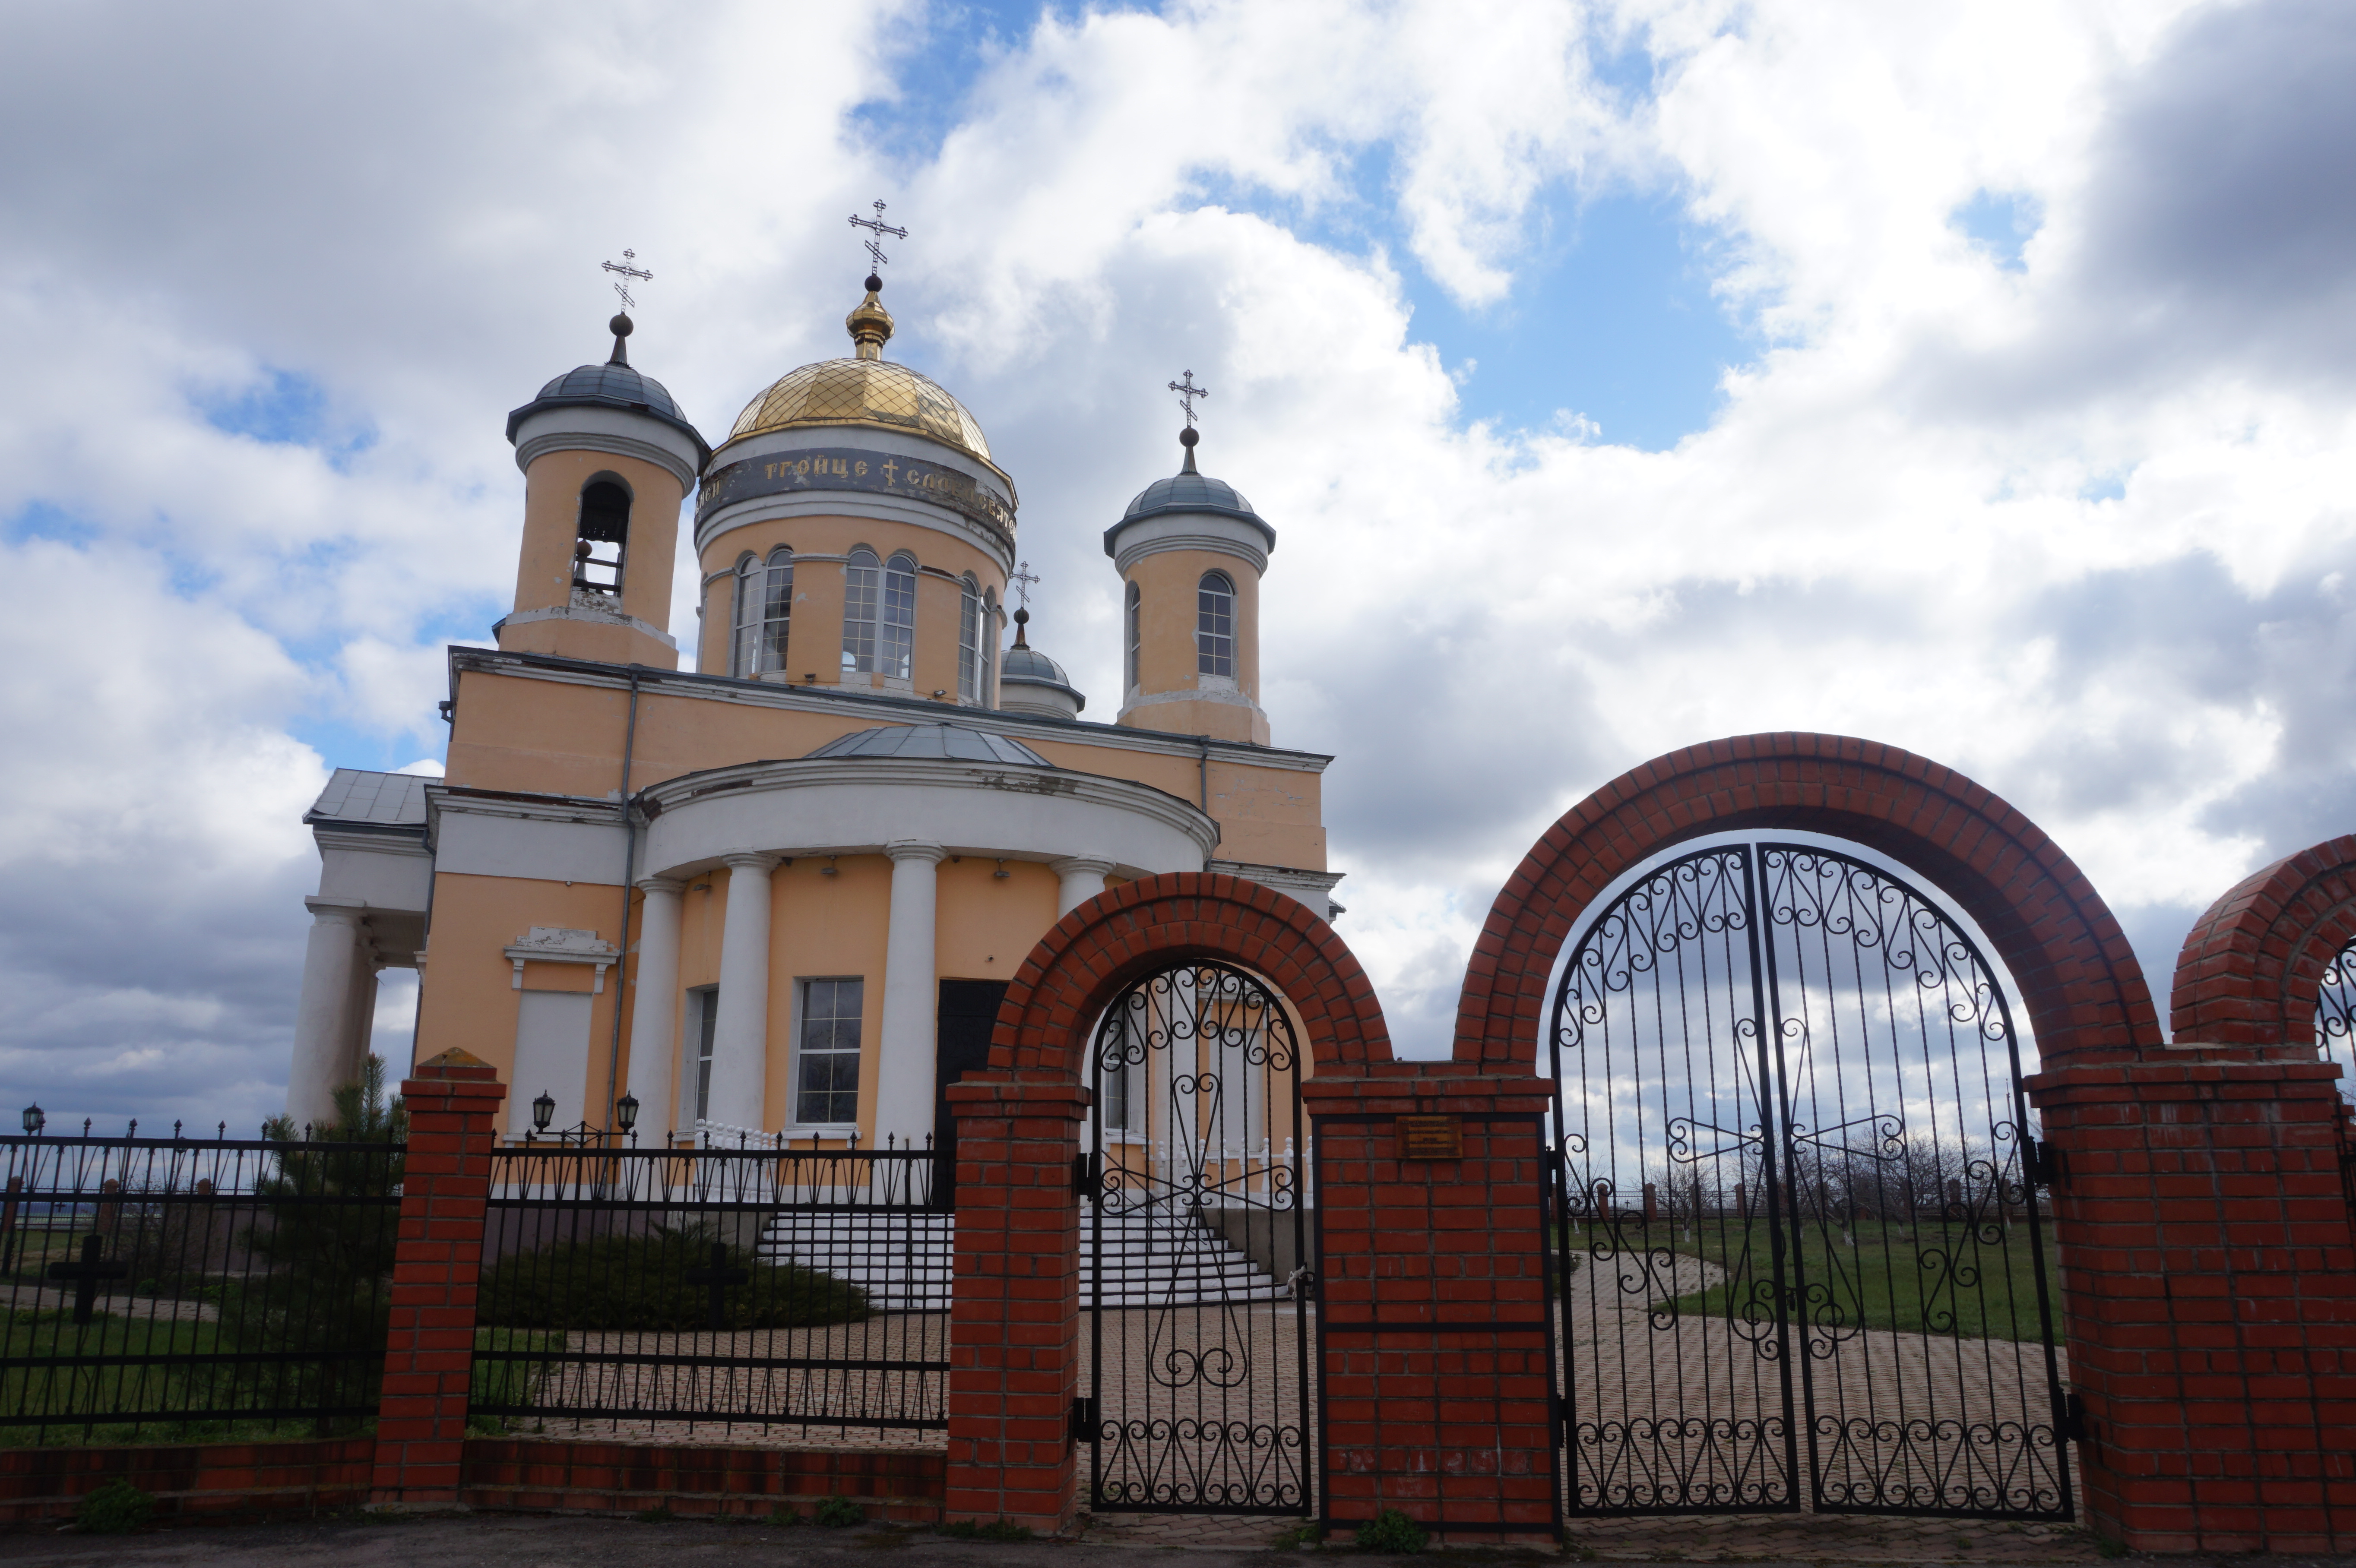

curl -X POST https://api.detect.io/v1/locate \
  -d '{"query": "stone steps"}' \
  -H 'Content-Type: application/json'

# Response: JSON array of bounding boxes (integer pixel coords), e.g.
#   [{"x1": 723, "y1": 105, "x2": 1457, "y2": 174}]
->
[{"x1": 757, "y1": 1209, "x2": 1287, "y2": 1309}]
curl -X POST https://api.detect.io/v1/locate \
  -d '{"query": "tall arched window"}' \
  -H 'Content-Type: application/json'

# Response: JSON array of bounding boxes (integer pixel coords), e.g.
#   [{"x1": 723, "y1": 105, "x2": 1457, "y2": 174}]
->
[
  {"x1": 575, "y1": 479, "x2": 631, "y2": 594},
  {"x1": 732, "y1": 550, "x2": 793, "y2": 676},
  {"x1": 1124, "y1": 581, "x2": 1141, "y2": 691},
  {"x1": 842, "y1": 547, "x2": 879, "y2": 673},
  {"x1": 958, "y1": 575, "x2": 982, "y2": 702},
  {"x1": 881, "y1": 551, "x2": 918, "y2": 680},
  {"x1": 1197, "y1": 571, "x2": 1235, "y2": 677},
  {"x1": 983, "y1": 587, "x2": 1000, "y2": 705}
]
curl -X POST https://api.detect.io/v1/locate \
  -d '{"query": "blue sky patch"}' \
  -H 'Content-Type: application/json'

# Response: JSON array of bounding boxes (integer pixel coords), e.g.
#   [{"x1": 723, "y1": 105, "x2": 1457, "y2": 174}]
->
[
  {"x1": 4, "y1": 502, "x2": 102, "y2": 548},
  {"x1": 1952, "y1": 188, "x2": 2039, "y2": 272},
  {"x1": 195, "y1": 367, "x2": 376, "y2": 464}
]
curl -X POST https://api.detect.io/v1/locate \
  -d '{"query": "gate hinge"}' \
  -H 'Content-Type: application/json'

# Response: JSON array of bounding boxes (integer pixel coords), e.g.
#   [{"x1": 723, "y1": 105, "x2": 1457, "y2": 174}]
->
[
  {"x1": 1069, "y1": 1394, "x2": 1099, "y2": 1444},
  {"x1": 2030, "y1": 1138, "x2": 2069, "y2": 1190},
  {"x1": 2060, "y1": 1390, "x2": 2088, "y2": 1444},
  {"x1": 1073, "y1": 1151, "x2": 1100, "y2": 1202}
]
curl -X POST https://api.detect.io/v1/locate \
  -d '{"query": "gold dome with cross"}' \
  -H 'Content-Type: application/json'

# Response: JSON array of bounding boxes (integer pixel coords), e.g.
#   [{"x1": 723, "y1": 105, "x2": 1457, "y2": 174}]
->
[{"x1": 724, "y1": 283, "x2": 1000, "y2": 474}]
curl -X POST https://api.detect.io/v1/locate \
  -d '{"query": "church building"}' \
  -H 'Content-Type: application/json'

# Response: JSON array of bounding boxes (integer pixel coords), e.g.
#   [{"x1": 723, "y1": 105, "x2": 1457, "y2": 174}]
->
[{"x1": 282, "y1": 269, "x2": 1340, "y2": 1157}]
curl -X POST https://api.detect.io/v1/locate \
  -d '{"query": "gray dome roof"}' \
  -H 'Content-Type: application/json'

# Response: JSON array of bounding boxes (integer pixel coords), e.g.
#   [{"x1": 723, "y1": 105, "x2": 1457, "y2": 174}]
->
[
  {"x1": 803, "y1": 722, "x2": 1049, "y2": 765},
  {"x1": 1001, "y1": 645, "x2": 1071, "y2": 685},
  {"x1": 506, "y1": 357, "x2": 712, "y2": 465},
  {"x1": 1122, "y1": 470, "x2": 1258, "y2": 523}
]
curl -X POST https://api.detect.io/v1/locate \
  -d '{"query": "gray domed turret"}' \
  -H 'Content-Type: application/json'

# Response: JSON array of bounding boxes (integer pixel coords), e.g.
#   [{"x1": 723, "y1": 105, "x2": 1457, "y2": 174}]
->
[{"x1": 997, "y1": 609, "x2": 1086, "y2": 721}]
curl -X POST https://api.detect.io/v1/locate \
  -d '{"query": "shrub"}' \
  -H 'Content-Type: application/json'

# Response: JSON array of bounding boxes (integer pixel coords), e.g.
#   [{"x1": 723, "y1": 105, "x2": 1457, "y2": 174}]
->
[
  {"x1": 76, "y1": 1480, "x2": 154, "y2": 1534},
  {"x1": 1354, "y1": 1508, "x2": 1427, "y2": 1554},
  {"x1": 814, "y1": 1495, "x2": 864, "y2": 1528},
  {"x1": 476, "y1": 1226, "x2": 867, "y2": 1331}
]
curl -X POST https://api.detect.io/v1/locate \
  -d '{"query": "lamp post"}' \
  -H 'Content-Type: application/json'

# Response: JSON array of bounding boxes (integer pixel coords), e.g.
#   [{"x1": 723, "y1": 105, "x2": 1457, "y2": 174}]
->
[
  {"x1": 532, "y1": 1091, "x2": 555, "y2": 1139},
  {"x1": 21, "y1": 1105, "x2": 43, "y2": 1137},
  {"x1": 614, "y1": 1092, "x2": 640, "y2": 1145}
]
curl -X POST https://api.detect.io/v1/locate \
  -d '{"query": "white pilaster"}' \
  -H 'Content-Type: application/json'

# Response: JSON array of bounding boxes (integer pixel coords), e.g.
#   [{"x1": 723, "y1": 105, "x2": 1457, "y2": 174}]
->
[
  {"x1": 1049, "y1": 856, "x2": 1115, "y2": 919},
  {"x1": 706, "y1": 854, "x2": 780, "y2": 1135},
  {"x1": 875, "y1": 841, "x2": 947, "y2": 1146},
  {"x1": 287, "y1": 905, "x2": 367, "y2": 1130},
  {"x1": 624, "y1": 876, "x2": 687, "y2": 1137}
]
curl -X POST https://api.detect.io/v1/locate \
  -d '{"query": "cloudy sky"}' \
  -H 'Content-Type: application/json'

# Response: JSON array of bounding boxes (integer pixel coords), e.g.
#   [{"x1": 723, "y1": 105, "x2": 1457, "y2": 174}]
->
[{"x1": 4, "y1": 0, "x2": 2353, "y2": 1134}]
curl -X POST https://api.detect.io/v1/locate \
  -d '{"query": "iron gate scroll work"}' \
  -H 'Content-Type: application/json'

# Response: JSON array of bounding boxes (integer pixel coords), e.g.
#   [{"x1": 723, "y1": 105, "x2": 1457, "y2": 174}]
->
[
  {"x1": 1085, "y1": 959, "x2": 1314, "y2": 1514},
  {"x1": 1549, "y1": 844, "x2": 2071, "y2": 1520}
]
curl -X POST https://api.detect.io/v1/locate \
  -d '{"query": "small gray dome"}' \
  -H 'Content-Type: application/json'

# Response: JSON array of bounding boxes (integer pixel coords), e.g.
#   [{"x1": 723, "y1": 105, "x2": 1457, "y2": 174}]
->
[
  {"x1": 803, "y1": 722, "x2": 1050, "y2": 765},
  {"x1": 1001, "y1": 645, "x2": 1071, "y2": 685},
  {"x1": 506, "y1": 359, "x2": 712, "y2": 465},
  {"x1": 1122, "y1": 470, "x2": 1258, "y2": 523}
]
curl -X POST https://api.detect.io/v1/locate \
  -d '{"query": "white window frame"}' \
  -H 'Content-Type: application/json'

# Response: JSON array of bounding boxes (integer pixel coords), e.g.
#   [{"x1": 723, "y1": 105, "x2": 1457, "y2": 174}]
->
[
  {"x1": 789, "y1": 976, "x2": 864, "y2": 1132},
  {"x1": 957, "y1": 574, "x2": 981, "y2": 701},
  {"x1": 1124, "y1": 580, "x2": 1141, "y2": 692},
  {"x1": 880, "y1": 551, "x2": 918, "y2": 682},
  {"x1": 1197, "y1": 570, "x2": 1235, "y2": 677},
  {"x1": 842, "y1": 547, "x2": 880, "y2": 673}
]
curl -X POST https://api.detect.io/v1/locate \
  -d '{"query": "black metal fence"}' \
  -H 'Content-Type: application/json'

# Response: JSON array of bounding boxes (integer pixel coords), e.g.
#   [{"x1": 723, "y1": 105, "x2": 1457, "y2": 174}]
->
[
  {"x1": 473, "y1": 1145, "x2": 947, "y2": 1440},
  {"x1": 0, "y1": 1128, "x2": 403, "y2": 1445}
]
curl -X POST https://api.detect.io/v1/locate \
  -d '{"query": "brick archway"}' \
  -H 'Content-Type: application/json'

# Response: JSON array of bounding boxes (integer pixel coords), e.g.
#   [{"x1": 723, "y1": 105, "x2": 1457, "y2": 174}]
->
[
  {"x1": 1454, "y1": 732, "x2": 2160, "y2": 1072},
  {"x1": 985, "y1": 870, "x2": 1392, "y2": 1079},
  {"x1": 2171, "y1": 834, "x2": 2356, "y2": 1044}
]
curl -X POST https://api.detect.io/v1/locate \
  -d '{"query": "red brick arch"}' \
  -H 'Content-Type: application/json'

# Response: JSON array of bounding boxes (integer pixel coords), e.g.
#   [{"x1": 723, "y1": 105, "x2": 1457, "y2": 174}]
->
[
  {"x1": 988, "y1": 871, "x2": 1392, "y2": 1081},
  {"x1": 2170, "y1": 834, "x2": 2356, "y2": 1044},
  {"x1": 1454, "y1": 733, "x2": 2161, "y2": 1072}
]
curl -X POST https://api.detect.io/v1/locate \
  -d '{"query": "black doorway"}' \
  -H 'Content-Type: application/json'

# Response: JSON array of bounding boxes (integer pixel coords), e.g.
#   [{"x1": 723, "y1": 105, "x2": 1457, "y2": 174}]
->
[{"x1": 933, "y1": 979, "x2": 1008, "y2": 1211}]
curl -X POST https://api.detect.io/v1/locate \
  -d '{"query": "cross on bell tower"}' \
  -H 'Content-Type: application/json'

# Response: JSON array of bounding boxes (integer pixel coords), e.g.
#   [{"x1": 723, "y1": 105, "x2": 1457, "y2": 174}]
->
[
  {"x1": 1168, "y1": 370, "x2": 1211, "y2": 474},
  {"x1": 849, "y1": 200, "x2": 909, "y2": 284},
  {"x1": 601, "y1": 250, "x2": 652, "y2": 311}
]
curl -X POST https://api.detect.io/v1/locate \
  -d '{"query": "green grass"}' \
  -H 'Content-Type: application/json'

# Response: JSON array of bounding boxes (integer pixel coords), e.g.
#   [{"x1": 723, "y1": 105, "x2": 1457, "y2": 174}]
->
[{"x1": 1625, "y1": 1217, "x2": 2062, "y2": 1344}]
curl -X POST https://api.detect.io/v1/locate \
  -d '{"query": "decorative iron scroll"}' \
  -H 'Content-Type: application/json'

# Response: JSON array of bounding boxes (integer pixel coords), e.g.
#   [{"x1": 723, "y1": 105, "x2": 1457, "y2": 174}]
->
[
  {"x1": 1548, "y1": 842, "x2": 2072, "y2": 1521},
  {"x1": 1087, "y1": 960, "x2": 1311, "y2": 1516}
]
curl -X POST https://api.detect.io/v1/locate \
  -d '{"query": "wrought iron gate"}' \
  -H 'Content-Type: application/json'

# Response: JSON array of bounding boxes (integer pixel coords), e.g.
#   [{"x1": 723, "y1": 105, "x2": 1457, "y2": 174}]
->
[
  {"x1": 1083, "y1": 960, "x2": 1313, "y2": 1514},
  {"x1": 1549, "y1": 843, "x2": 2071, "y2": 1519}
]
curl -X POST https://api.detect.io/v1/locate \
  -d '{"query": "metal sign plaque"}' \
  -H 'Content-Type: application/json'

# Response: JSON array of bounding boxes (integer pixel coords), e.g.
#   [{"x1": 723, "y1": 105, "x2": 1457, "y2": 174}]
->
[
  {"x1": 697, "y1": 446, "x2": 1016, "y2": 547},
  {"x1": 1395, "y1": 1115, "x2": 1462, "y2": 1160}
]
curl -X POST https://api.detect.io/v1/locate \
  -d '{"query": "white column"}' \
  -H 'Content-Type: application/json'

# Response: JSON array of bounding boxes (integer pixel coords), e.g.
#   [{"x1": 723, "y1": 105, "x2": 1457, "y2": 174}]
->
[
  {"x1": 624, "y1": 876, "x2": 686, "y2": 1138},
  {"x1": 287, "y1": 905, "x2": 366, "y2": 1130},
  {"x1": 1049, "y1": 856, "x2": 1115, "y2": 919},
  {"x1": 875, "y1": 841, "x2": 947, "y2": 1147},
  {"x1": 706, "y1": 854, "x2": 779, "y2": 1135}
]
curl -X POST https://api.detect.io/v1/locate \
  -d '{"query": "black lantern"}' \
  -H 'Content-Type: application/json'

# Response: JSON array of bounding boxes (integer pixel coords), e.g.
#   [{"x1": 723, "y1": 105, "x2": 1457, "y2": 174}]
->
[
  {"x1": 21, "y1": 1104, "x2": 44, "y2": 1136},
  {"x1": 614, "y1": 1092, "x2": 640, "y2": 1133},
  {"x1": 532, "y1": 1091, "x2": 555, "y2": 1132}
]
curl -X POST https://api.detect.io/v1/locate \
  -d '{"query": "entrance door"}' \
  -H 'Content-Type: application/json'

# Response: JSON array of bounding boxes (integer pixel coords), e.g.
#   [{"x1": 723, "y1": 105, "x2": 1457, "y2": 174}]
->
[
  {"x1": 1550, "y1": 843, "x2": 2071, "y2": 1519},
  {"x1": 934, "y1": 980, "x2": 1007, "y2": 1212},
  {"x1": 1084, "y1": 959, "x2": 1313, "y2": 1514}
]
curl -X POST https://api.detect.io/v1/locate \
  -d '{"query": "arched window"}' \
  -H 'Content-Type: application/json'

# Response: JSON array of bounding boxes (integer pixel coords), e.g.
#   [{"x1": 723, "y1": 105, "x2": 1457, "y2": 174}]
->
[
  {"x1": 841, "y1": 547, "x2": 879, "y2": 673},
  {"x1": 983, "y1": 587, "x2": 1000, "y2": 705},
  {"x1": 732, "y1": 548, "x2": 792, "y2": 677},
  {"x1": 881, "y1": 551, "x2": 918, "y2": 680},
  {"x1": 1124, "y1": 580, "x2": 1141, "y2": 691},
  {"x1": 958, "y1": 575, "x2": 982, "y2": 702},
  {"x1": 575, "y1": 479, "x2": 631, "y2": 594},
  {"x1": 1197, "y1": 571, "x2": 1235, "y2": 677}
]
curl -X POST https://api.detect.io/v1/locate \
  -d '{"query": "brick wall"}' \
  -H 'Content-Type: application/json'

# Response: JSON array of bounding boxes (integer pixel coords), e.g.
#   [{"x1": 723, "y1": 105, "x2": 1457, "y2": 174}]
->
[
  {"x1": 460, "y1": 1437, "x2": 944, "y2": 1521},
  {"x1": 0, "y1": 1437, "x2": 375, "y2": 1525}
]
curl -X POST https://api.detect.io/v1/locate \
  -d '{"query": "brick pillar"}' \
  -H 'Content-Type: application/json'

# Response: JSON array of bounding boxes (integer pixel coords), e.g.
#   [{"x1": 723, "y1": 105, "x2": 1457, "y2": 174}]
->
[
  {"x1": 1308, "y1": 1068, "x2": 1558, "y2": 1544},
  {"x1": 942, "y1": 1074, "x2": 1085, "y2": 1533},
  {"x1": 2027, "y1": 1047, "x2": 2356, "y2": 1553},
  {"x1": 370, "y1": 1047, "x2": 507, "y2": 1508}
]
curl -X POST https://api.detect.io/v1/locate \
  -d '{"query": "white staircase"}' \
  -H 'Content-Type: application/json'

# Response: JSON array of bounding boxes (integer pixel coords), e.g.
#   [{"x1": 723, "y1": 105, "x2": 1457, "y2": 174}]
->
[{"x1": 757, "y1": 1207, "x2": 1289, "y2": 1311}]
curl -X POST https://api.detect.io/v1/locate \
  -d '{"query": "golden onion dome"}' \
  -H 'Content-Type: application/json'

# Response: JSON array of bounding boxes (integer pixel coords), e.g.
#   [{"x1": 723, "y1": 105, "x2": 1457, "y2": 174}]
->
[{"x1": 723, "y1": 281, "x2": 998, "y2": 471}]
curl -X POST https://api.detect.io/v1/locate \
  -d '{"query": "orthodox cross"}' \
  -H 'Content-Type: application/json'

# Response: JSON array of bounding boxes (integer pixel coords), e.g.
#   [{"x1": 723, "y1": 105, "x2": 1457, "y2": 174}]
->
[
  {"x1": 1010, "y1": 560, "x2": 1040, "y2": 610},
  {"x1": 47, "y1": 1234, "x2": 128, "y2": 1325},
  {"x1": 849, "y1": 200, "x2": 909, "y2": 274},
  {"x1": 1168, "y1": 370, "x2": 1210, "y2": 428},
  {"x1": 684, "y1": 1241, "x2": 748, "y2": 1331},
  {"x1": 601, "y1": 250, "x2": 652, "y2": 311}
]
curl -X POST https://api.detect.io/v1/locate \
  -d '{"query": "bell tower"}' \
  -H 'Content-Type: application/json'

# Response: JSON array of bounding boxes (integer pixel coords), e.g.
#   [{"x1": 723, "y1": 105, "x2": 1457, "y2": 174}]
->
[
  {"x1": 1105, "y1": 426, "x2": 1276, "y2": 745},
  {"x1": 500, "y1": 313, "x2": 711, "y2": 667}
]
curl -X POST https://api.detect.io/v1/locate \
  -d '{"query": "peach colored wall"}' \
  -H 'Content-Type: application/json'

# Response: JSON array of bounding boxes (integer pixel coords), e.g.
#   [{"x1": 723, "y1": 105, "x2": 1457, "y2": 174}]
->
[
  {"x1": 1119, "y1": 546, "x2": 1265, "y2": 744},
  {"x1": 935, "y1": 857, "x2": 1059, "y2": 984},
  {"x1": 443, "y1": 669, "x2": 1327, "y2": 870},
  {"x1": 695, "y1": 512, "x2": 1004, "y2": 689},
  {"x1": 410, "y1": 871, "x2": 625, "y2": 1125},
  {"x1": 498, "y1": 615, "x2": 676, "y2": 670},
  {"x1": 766, "y1": 854, "x2": 892, "y2": 1136},
  {"x1": 515, "y1": 448, "x2": 685, "y2": 631}
]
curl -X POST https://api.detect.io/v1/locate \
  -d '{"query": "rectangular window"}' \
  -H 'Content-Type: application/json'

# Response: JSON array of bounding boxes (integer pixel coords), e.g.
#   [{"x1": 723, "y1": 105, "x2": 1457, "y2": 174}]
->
[
  {"x1": 796, "y1": 977, "x2": 863, "y2": 1125},
  {"x1": 842, "y1": 558, "x2": 878, "y2": 672},
  {"x1": 1099, "y1": 1012, "x2": 1137, "y2": 1132},
  {"x1": 690, "y1": 985, "x2": 719, "y2": 1122},
  {"x1": 760, "y1": 560, "x2": 792, "y2": 672},
  {"x1": 881, "y1": 559, "x2": 917, "y2": 680},
  {"x1": 957, "y1": 581, "x2": 979, "y2": 700}
]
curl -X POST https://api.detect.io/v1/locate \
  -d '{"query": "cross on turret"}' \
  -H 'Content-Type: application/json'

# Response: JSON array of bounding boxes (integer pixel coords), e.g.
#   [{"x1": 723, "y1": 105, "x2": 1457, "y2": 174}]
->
[
  {"x1": 601, "y1": 250, "x2": 652, "y2": 311},
  {"x1": 1010, "y1": 560, "x2": 1040, "y2": 610},
  {"x1": 849, "y1": 200, "x2": 909, "y2": 277},
  {"x1": 1168, "y1": 370, "x2": 1210, "y2": 428}
]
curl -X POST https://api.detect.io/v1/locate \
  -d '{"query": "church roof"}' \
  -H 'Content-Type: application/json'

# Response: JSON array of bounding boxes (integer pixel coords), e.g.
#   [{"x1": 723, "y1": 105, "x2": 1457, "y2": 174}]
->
[
  {"x1": 1001, "y1": 645, "x2": 1072, "y2": 686},
  {"x1": 725, "y1": 357, "x2": 998, "y2": 471},
  {"x1": 305, "y1": 768, "x2": 431, "y2": 831},
  {"x1": 1114, "y1": 446, "x2": 1276, "y2": 551},
  {"x1": 505, "y1": 358, "x2": 711, "y2": 465},
  {"x1": 803, "y1": 723, "x2": 1050, "y2": 766}
]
